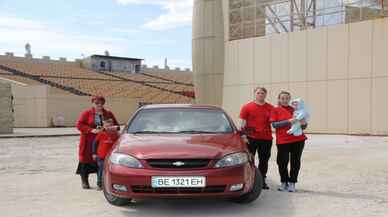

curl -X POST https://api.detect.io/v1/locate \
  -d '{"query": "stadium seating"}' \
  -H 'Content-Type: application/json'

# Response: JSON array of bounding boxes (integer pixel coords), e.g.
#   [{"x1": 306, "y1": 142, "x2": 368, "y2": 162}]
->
[
  {"x1": 0, "y1": 57, "x2": 194, "y2": 104},
  {"x1": 142, "y1": 69, "x2": 193, "y2": 84}
]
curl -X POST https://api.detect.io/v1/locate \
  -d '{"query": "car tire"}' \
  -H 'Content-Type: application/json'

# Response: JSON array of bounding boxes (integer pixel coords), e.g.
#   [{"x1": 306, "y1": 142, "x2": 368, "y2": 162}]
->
[
  {"x1": 103, "y1": 179, "x2": 132, "y2": 206},
  {"x1": 230, "y1": 168, "x2": 263, "y2": 204}
]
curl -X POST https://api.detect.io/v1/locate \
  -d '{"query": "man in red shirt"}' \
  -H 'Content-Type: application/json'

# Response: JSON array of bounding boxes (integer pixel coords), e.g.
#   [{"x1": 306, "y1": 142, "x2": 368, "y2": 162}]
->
[
  {"x1": 240, "y1": 87, "x2": 274, "y2": 189},
  {"x1": 92, "y1": 119, "x2": 120, "y2": 190}
]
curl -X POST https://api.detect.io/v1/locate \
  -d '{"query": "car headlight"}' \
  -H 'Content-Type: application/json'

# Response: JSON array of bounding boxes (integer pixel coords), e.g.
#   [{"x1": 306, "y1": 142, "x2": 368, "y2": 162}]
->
[
  {"x1": 214, "y1": 152, "x2": 249, "y2": 168},
  {"x1": 109, "y1": 153, "x2": 143, "y2": 168}
]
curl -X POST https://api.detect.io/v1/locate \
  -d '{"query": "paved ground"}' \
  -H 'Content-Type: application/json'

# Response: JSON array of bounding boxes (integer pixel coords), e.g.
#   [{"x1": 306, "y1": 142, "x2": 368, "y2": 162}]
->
[
  {"x1": 0, "y1": 126, "x2": 125, "y2": 138},
  {"x1": 0, "y1": 134, "x2": 387, "y2": 217},
  {"x1": 0, "y1": 127, "x2": 79, "y2": 138}
]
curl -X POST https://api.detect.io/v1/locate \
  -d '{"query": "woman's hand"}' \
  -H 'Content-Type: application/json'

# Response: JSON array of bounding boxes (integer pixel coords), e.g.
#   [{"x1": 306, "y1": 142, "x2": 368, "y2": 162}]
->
[
  {"x1": 91, "y1": 129, "x2": 101, "y2": 134},
  {"x1": 288, "y1": 118, "x2": 297, "y2": 124},
  {"x1": 92, "y1": 154, "x2": 97, "y2": 160},
  {"x1": 104, "y1": 126, "x2": 119, "y2": 131}
]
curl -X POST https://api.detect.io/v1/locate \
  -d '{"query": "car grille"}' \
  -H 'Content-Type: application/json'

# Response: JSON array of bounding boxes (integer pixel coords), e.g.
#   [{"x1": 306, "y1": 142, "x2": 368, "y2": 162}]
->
[
  {"x1": 132, "y1": 185, "x2": 226, "y2": 194},
  {"x1": 146, "y1": 159, "x2": 211, "y2": 169}
]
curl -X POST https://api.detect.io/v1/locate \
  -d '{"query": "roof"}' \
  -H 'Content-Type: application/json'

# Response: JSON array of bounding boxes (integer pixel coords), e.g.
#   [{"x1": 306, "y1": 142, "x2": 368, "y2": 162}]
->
[
  {"x1": 90, "y1": 55, "x2": 143, "y2": 61},
  {"x1": 141, "y1": 104, "x2": 222, "y2": 110}
]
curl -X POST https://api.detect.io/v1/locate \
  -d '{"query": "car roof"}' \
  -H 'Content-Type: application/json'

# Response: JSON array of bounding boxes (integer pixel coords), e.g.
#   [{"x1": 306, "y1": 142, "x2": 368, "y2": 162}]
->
[{"x1": 140, "y1": 104, "x2": 222, "y2": 110}]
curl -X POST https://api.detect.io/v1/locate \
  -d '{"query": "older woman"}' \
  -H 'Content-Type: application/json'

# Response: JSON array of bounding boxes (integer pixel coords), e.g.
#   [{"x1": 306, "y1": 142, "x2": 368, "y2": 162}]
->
[{"x1": 75, "y1": 96, "x2": 119, "y2": 189}]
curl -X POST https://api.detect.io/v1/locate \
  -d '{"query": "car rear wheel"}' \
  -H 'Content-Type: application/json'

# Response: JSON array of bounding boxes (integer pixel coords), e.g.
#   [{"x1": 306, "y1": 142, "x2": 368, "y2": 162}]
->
[
  {"x1": 103, "y1": 178, "x2": 132, "y2": 206},
  {"x1": 230, "y1": 168, "x2": 263, "y2": 204}
]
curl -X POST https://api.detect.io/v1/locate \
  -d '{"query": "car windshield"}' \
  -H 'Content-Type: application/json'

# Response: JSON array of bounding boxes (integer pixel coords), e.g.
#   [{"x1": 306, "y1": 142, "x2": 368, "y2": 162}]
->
[{"x1": 127, "y1": 108, "x2": 234, "y2": 134}]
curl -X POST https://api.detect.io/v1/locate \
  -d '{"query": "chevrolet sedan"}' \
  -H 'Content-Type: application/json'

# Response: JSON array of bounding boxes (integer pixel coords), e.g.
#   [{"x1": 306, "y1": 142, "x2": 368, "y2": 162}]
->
[{"x1": 103, "y1": 104, "x2": 263, "y2": 206}]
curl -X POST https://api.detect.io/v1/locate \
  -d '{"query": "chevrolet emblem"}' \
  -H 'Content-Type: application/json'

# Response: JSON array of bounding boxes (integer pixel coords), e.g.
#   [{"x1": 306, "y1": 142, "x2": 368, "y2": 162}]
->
[{"x1": 172, "y1": 161, "x2": 185, "y2": 166}]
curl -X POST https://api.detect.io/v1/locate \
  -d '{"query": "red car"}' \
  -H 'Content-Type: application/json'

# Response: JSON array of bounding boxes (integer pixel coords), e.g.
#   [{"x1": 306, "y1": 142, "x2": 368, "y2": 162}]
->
[{"x1": 103, "y1": 104, "x2": 263, "y2": 206}]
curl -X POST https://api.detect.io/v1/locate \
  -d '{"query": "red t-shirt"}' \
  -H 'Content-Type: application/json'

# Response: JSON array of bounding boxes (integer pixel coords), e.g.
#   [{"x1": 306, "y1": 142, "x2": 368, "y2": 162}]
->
[
  {"x1": 240, "y1": 101, "x2": 274, "y2": 140},
  {"x1": 270, "y1": 105, "x2": 307, "y2": 144},
  {"x1": 95, "y1": 131, "x2": 120, "y2": 159}
]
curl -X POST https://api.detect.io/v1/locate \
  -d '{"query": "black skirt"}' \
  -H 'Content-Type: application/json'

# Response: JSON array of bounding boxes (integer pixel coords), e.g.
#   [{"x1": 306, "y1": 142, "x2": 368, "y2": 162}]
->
[{"x1": 75, "y1": 162, "x2": 98, "y2": 175}]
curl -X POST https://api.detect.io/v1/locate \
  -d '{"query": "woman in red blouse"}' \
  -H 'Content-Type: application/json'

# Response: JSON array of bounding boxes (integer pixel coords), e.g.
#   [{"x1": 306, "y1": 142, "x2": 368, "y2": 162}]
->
[
  {"x1": 270, "y1": 91, "x2": 307, "y2": 192},
  {"x1": 75, "y1": 96, "x2": 119, "y2": 189}
]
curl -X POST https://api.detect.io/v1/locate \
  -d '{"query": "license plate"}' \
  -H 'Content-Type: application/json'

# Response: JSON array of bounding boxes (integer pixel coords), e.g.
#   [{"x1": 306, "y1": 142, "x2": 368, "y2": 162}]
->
[{"x1": 151, "y1": 176, "x2": 206, "y2": 188}]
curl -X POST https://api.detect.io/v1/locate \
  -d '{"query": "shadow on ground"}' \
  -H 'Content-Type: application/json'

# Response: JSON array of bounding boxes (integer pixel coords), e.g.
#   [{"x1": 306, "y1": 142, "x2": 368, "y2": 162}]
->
[{"x1": 117, "y1": 179, "x2": 294, "y2": 217}]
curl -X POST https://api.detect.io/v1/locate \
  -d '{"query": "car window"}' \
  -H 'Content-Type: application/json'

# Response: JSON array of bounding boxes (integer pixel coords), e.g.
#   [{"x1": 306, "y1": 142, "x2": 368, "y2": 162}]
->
[{"x1": 128, "y1": 108, "x2": 234, "y2": 134}]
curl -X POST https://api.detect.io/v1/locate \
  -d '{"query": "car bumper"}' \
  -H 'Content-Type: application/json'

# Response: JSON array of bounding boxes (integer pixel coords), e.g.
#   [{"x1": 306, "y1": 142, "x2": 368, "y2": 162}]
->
[{"x1": 104, "y1": 163, "x2": 256, "y2": 199}]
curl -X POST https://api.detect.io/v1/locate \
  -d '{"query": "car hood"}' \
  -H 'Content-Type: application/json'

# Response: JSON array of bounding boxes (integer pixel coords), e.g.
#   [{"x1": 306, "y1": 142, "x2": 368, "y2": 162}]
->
[{"x1": 116, "y1": 133, "x2": 245, "y2": 160}]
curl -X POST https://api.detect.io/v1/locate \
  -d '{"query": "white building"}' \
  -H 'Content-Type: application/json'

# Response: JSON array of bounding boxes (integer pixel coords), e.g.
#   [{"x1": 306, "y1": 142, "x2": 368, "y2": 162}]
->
[{"x1": 83, "y1": 55, "x2": 143, "y2": 73}]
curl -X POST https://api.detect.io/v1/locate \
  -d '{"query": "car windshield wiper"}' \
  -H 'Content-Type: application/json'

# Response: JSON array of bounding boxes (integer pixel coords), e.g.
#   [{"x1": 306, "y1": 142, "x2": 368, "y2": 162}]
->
[
  {"x1": 131, "y1": 131, "x2": 172, "y2": 134},
  {"x1": 176, "y1": 130, "x2": 217, "y2": 134}
]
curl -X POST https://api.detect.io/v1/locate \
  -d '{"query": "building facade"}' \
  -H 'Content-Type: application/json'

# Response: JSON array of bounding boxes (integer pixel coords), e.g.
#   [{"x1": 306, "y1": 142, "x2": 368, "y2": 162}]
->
[
  {"x1": 192, "y1": 0, "x2": 225, "y2": 106},
  {"x1": 193, "y1": 0, "x2": 388, "y2": 135}
]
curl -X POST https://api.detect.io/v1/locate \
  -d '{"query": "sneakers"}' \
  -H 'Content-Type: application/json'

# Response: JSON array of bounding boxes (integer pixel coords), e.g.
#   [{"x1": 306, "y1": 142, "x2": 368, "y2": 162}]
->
[
  {"x1": 277, "y1": 182, "x2": 297, "y2": 192},
  {"x1": 287, "y1": 182, "x2": 296, "y2": 192},
  {"x1": 277, "y1": 182, "x2": 288, "y2": 191}
]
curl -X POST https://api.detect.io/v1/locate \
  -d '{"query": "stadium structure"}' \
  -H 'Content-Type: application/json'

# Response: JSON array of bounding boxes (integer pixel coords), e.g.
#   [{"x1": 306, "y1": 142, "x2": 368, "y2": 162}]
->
[
  {"x1": 0, "y1": 50, "x2": 194, "y2": 129},
  {"x1": 193, "y1": 0, "x2": 388, "y2": 135}
]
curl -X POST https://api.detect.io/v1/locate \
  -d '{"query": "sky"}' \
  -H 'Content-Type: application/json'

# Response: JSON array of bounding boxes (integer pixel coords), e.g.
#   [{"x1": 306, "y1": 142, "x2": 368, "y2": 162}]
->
[{"x1": 0, "y1": 0, "x2": 193, "y2": 69}]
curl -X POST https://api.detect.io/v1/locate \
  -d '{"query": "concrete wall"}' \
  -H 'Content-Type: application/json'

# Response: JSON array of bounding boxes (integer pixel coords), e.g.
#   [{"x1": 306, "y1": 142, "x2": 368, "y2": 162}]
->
[
  {"x1": 46, "y1": 95, "x2": 139, "y2": 127},
  {"x1": 192, "y1": 0, "x2": 225, "y2": 106},
  {"x1": 0, "y1": 82, "x2": 13, "y2": 133},
  {"x1": 12, "y1": 85, "x2": 49, "y2": 127},
  {"x1": 222, "y1": 17, "x2": 388, "y2": 135},
  {"x1": 12, "y1": 85, "x2": 140, "y2": 127},
  {"x1": 0, "y1": 54, "x2": 80, "y2": 67}
]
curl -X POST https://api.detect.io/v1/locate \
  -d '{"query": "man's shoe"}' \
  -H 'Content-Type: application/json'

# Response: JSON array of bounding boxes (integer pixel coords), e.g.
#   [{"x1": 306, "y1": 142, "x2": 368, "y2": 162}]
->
[
  {"x1": 262, "y1": 182, "x2": 270, "y2": 190},
  {"x1": 277, "y1": 182, "x2": 288, "y2": 191}
]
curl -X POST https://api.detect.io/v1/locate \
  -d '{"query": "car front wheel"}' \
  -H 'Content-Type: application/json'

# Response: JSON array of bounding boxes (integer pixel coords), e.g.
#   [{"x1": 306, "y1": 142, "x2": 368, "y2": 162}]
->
[
  {"x1": 103, "y1": 177, "x2": 132, "y2": 206},
  {"x1": 230, "y1": 168, "x2": 263, "y2": 204}
]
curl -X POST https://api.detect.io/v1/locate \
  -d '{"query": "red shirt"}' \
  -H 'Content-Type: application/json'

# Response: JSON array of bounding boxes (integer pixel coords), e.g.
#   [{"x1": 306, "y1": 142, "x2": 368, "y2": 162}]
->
[
  {"x1": 270, "y1": 105, "x2": 307, "y2": 144},
  {"x1": 240, "y1": 102, "x2": 274, "y2": 140},
  {"x1": 95, "y1": 131, "x2": 120, "y2": 159},
  {"x1": 76, "y1": 108, "x2": 119, "y2": 163}
]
